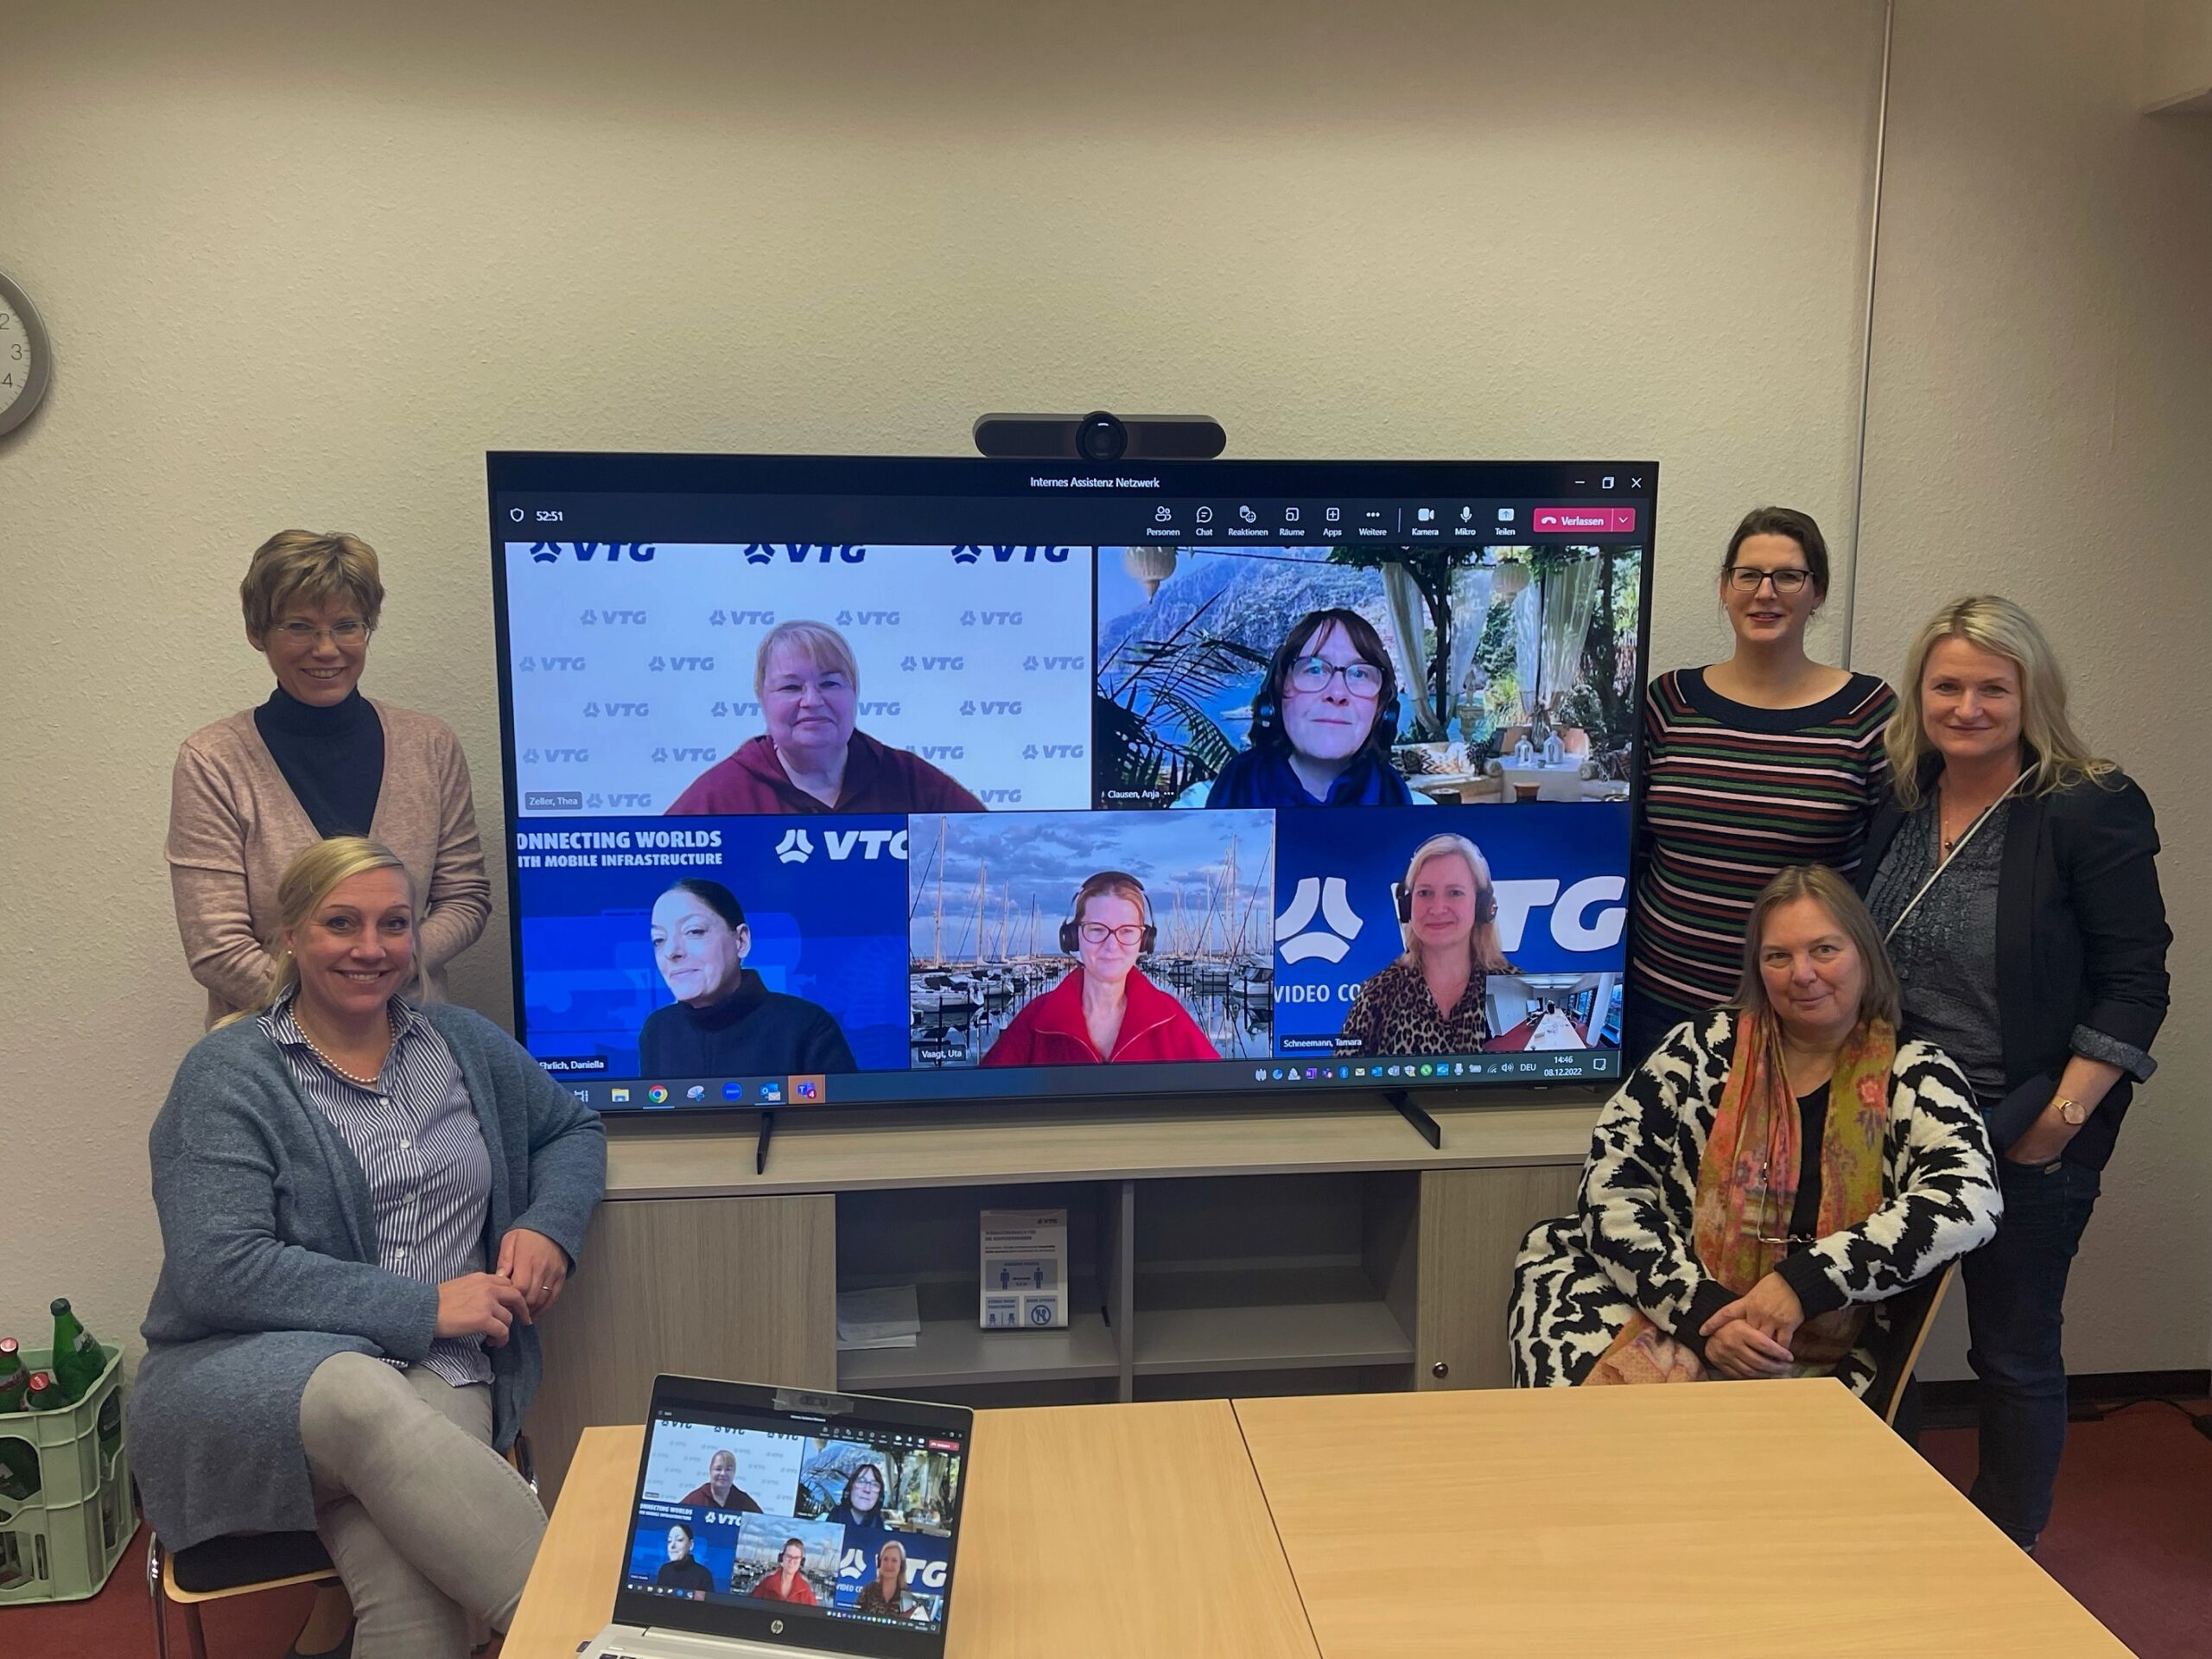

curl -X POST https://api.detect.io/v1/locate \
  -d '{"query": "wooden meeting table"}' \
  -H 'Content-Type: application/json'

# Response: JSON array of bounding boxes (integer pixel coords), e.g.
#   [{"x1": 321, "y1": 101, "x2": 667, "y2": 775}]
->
[
  {"x1": 1236, "y1": 1379, "x2": 2127, "y2": 1658},
  {"x1": 504, "y1": 1380, "x2": 2126, "y2": 1659},
  {"x1": 501, "y1": 1398, "x2": 1319, "y2": 1659}
]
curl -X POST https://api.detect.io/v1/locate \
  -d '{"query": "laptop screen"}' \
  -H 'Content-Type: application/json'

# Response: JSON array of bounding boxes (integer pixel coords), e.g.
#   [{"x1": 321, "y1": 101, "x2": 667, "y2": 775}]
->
[{"x1": 622, "y1": 1399, "x2": 969, "y2": 1640}]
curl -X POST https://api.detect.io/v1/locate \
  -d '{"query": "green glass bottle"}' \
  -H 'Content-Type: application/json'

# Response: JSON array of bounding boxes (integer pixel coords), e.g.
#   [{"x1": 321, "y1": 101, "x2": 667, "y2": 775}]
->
[
  {"x1": 23, "y1": 1373, "x2": 67, "y2": 1412},
  {"x1": 49, "y1": 1299, "x2": 104, "y2": 1403},
  {"x1": 0, "y1": 1338, "x2": 25, "y2": 1413}
]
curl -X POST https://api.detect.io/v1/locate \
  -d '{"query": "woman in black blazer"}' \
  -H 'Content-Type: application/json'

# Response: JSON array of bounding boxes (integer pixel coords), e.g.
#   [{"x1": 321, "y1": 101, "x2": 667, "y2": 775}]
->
[{"x1": 1859, "y1": 595, "x2": 2169, "y2": 1551}]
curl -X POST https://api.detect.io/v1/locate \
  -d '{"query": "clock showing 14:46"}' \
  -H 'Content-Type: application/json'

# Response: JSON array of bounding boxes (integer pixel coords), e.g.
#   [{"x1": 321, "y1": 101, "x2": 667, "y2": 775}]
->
[{"x1": 0, "y1": 270, "x2": 54, "y2": 440}]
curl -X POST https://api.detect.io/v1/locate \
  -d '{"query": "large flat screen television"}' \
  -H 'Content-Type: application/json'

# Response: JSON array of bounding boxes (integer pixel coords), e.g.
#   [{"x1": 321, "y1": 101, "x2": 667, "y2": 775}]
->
[{"x1": 486, "y1": 453, "x2": 1656, "y2": 1116}]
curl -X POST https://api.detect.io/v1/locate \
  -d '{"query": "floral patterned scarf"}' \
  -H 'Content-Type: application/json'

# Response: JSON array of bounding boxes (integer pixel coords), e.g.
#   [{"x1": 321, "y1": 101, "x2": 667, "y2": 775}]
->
[{"x1": 1584, "y1": 1009, "x2": 1893, "y2": 1385}]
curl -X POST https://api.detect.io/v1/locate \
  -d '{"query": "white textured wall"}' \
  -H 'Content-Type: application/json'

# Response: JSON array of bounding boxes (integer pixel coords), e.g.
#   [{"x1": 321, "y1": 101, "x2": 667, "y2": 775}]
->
[
  {"x1": 0, "y1": 2, "x2": 2202, "y2": 1381},
  {"x1": 1853, "y1": 0, "x2": 2212, "y2": 1380}
]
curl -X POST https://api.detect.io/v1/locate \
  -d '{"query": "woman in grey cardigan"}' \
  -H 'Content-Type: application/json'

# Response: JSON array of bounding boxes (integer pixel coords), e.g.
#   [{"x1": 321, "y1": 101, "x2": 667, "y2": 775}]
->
[{"x1": 136, "y1": 836, "x2": 606, "y2": 1659}]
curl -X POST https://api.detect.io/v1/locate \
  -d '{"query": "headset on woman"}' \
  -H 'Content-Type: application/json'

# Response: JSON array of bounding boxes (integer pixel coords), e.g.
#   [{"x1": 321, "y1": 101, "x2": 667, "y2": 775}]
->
[
  {"x1": 1392, "y1": 834, "x2": 1501, "y2": 950},
  {"x1": 1058, "y1": 870, "x2": 1159, "y2": 955}
]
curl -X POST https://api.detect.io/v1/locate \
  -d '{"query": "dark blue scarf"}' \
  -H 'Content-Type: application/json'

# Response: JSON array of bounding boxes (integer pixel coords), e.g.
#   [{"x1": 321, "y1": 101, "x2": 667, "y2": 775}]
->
[{"x1": 1205, "y1": 747, "x2": 1412, "y2": 808}]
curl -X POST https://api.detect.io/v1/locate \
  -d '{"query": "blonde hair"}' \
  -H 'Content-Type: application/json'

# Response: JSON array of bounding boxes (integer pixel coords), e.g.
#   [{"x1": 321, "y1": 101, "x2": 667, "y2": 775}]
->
[
  {"x1": 1398, "y1": 834, "x2": 1511, "y2": 975},
  {"x1": 215, "y1": 836, "x2": 421, "y2": 1026},
  {"x1": 240, "y1": 531, "x2": 385, "y2": 639},
  {"x1": 1073, "y1": 869, "x2": 1149, "y2": 928},
  {"x1": 1885, "y1": 595, "x2": 2117, "y2": 810},
  {"x1": 1733, "y1": 865, "x2": 1900, "y2": 1029},
  {"x1": 753, "y1": 620, "x2": 859, "y2": 696}
]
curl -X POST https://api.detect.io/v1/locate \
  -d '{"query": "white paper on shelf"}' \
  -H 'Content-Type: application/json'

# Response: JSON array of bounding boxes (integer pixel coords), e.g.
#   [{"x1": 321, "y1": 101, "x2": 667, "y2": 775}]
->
[
  {"x1": 836, "y1": 1283, "x2": 922, "y2": 1349},
  {"x1": 981, "y1": 1208, "x2": 1068, "y2": 1329}
]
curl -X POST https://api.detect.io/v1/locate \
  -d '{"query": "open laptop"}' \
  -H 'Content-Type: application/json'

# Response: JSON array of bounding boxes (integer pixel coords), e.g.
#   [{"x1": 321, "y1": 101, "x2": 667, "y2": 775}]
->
[{"x1": 580, "y1": 1376, "x2": 975, "y2": 1659}]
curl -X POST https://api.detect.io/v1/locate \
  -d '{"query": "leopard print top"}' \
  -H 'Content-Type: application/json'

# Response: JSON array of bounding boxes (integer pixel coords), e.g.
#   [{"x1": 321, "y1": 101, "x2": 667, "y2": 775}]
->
[{"x1": 1340, "y1": 959, "x2": 1490, "y2": 1057}]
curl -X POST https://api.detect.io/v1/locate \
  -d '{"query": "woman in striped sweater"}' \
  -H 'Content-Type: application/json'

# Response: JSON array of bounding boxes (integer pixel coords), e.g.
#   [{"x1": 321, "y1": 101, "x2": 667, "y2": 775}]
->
[{"x1": 1623, "y1": 507, "x2": 1895, "y2": 1062}]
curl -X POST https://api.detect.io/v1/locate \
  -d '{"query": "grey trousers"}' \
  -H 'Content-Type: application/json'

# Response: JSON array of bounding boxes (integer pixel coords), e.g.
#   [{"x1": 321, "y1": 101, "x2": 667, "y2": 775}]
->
[{"x1": 299, "y1": 1352, "x2": 546, "y2": 1659}]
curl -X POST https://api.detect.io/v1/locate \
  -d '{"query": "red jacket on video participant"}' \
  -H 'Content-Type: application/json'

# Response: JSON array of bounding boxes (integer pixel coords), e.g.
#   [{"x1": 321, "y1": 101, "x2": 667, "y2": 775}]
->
[
  {"x1": 668, "y1": 732, "x2": 984, "y2": 816},
  {"x1": 750, "y1": 1570, "x2": 818, "y2": 1605},
  {"x1": 981, "y1": 968, "x2": 1218, "y2": 1066}
]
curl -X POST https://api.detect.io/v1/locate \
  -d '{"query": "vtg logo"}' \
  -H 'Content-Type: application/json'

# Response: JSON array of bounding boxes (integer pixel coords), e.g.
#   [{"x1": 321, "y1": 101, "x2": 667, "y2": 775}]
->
[
  {"x1": 710, "y1": 701, "x2": 765, "y2": 718},
  {"x1": 1023, "y1": 653, "x2": 1087, "y2": 671},
  {"x1": 522, "y1": 747, "x2": 590, "y2": 764},
  {"x1": 773, "y1": 828, "x2": 911, "y2": 864},
  {"x1": 516, "y1": 655, "x2": 587, "y2": 672},
  {"x1": 582, "y1": 701, "x2": 651, "y2": 718},
  {"x1": 949, "y1": 545, "x2": 1072, "y2": 563},
  {"x1": 837, "y1": 1549, "x2": 948, "y2": 1590},
  {"x1": 529, "y1": 543, "x2": 655, "y2": 564},
  {"x1": 960, "y1": 699, "x2": 1022, "y2": 716},
  {"x1": 960, "y1": 609, "x2": 1024, "y2": 626},
  {"x1": 836, "y1": 608, "x2": 901, "y2": 626},
  {"x1": 708, "y1": 609, "x2": 776, "y2": 626},
  {"x1": 652, "y1": 747, "x2": 718, "y2": 764},
  {"x1": 1276, "y1": 878, "x2": 1365, "y2": 963},
  {"x1": 902, "y1": 654, "x2": 966, "y2": 672},
  {"x1": 647, "y1": 655, "x2": 715, "y2": 672},
  {"x1": 1493, "y1": 877, "x2": 1629, "y2": 951},
  {"x1": 1022, "y1": 743, "x2": 1086, "y2": 760},
  {"x1": 578, "y1": 608, "x2": 647, "y2": 626},
  {"x1": 741, "y1": 544, "x2": 868, "y2": 564},
  {"x1": 912, "y1": 744, "x2": 965, "y2": 761}
]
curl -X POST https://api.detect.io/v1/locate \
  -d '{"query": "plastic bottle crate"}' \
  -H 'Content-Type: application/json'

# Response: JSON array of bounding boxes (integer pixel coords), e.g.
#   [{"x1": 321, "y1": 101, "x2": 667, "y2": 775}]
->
[{"x1": 0, "y1": 1344, "x2": 135, "y2": 1604}]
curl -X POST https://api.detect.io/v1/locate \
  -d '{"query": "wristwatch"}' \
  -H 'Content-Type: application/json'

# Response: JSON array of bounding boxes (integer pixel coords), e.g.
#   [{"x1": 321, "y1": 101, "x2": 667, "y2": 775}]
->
[{"x1": 2054, "y1": 1096, "x2": 2088, "y2": 1127}]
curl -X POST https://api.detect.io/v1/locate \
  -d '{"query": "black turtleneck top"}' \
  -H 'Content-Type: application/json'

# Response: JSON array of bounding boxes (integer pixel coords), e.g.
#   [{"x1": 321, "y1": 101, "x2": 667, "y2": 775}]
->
[{"x1": 253, "y1": 687, "x2": 385, "y2": 837}]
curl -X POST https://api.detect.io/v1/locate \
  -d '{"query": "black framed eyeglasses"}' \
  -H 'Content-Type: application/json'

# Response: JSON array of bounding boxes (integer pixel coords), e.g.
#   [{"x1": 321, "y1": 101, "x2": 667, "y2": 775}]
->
[
  {"x1": 1287, "y1": 656, "x2": 1384, "y2": 698},
  {"x1": 1726, "y1": 568, "x2": 1812, "y2": 594}
]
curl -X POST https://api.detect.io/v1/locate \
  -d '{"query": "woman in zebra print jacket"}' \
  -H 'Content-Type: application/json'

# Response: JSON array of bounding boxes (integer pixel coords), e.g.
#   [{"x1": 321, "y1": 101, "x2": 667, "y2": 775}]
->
[{"x1": 1513, "y1": 866, "x2": 1999, "y2": 1398}]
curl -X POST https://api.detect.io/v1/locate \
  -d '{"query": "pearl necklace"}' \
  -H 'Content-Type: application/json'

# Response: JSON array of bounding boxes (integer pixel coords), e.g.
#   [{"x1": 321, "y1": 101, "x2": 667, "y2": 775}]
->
[{"x1": 296, "y1": 1004, "x2": 397, "y2": 1087}]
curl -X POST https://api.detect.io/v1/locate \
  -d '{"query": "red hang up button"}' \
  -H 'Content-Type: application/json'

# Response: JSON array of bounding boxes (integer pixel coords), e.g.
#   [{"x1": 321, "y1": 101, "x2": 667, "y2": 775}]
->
[{"x1": 1531, "y1": 506, "x2": 1637, "y2": 533}]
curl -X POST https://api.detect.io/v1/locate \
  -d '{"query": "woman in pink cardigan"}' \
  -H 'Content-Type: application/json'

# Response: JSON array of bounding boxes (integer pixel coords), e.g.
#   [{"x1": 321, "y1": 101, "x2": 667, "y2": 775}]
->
[{"x1": 168, "y1": 531, "x2": 492, "y2": 1027}]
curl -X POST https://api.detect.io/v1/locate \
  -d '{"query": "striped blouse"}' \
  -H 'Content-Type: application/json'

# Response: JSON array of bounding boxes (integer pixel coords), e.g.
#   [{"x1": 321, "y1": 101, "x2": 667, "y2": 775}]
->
[
  {"x1": 1630, "y1": 668, "x2": 1897, "y2": 1014},
  {"x1": 259, "y1": 991, "x2": 494, "y2": 1386}
]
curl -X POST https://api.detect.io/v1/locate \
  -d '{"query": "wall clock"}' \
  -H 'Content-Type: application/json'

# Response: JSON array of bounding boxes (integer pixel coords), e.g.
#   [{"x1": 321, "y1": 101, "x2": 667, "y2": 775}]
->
[{"x1": 0, "y1": 270, "x2": 54, "y2": 439}]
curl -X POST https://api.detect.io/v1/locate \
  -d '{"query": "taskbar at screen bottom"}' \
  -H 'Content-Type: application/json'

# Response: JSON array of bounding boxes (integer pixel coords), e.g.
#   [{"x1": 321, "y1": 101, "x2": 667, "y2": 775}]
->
[{"x1": 553, "y1": 1051, "x2": 1621, "y2": 1113}]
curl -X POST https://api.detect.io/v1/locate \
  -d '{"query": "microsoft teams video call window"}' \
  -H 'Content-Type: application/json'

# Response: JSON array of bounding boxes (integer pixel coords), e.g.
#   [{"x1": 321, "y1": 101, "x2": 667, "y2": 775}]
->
[
  {"x1": 622, "y1": 1406, "x2": 966, "y2": 1630},
  {"x1": 488, "y1": 454, "x2": 1657, "y2": 1112}
]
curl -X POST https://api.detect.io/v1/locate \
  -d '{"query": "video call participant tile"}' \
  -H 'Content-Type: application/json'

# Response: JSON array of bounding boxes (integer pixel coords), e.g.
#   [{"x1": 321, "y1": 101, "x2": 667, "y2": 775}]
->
[
  {"x1": 1270, "y1": 804, "x2": 1630, "y2": 1060},
  {"x1": 906, "y1": 809, "x2": 1275, "y2": 1069},
  {"x1": 513, "y1": 814, "x2": 911, "y2": 1079},
  {"x1": 1091, "y1": 542, "x2": 1641, "y2": 811},
  {"x1": 503, "y1": 540, "x2": 1096, "y2": 817}
]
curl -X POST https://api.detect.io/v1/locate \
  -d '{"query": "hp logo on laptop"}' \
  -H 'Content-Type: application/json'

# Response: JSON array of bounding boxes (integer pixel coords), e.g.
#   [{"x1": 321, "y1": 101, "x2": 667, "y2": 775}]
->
[{"x1": 771, "y1": 1618, "x2": 785, "y2": 1635}]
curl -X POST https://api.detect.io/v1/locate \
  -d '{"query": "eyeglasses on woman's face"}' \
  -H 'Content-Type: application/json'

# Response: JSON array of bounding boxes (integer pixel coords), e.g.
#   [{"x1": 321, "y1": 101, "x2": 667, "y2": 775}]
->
[
  {"x1": 1078, "y1": 922, "x2": 1147, "y2": 947},
  {"x1": 1287, "y1": 655, "x2": 1384, "y2": 698},
  {"x1": 1725, "y1": 567, "x2": 1812, "y2": 594},
  {"x1": 270, "y1": 618, "x2": 372, "y2": 646}
]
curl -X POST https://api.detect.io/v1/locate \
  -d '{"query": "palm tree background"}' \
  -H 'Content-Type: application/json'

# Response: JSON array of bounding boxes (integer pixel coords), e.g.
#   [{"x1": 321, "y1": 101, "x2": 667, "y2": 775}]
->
[{"x1": 1095, "y1": 591, "x2": 1269, "y2": 798}]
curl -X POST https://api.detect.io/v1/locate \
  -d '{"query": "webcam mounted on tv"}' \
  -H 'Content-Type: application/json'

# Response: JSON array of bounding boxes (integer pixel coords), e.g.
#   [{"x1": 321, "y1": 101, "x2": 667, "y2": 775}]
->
[{"x1": 972, "y1": 410, "x2": 1227, "y2": 463}]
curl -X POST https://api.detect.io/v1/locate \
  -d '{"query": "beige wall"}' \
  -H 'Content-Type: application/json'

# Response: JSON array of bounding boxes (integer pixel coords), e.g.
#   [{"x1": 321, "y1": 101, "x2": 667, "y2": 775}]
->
[
  {"x1": 1854, "y1": 0, "x2": 2212, "y2": 1379},
  {"x1": 0, "y1": 3, "x2": 2202, "y2": 1380}
]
